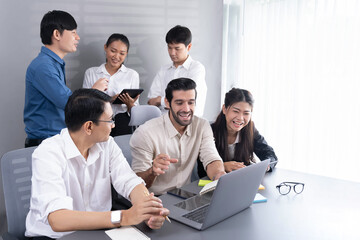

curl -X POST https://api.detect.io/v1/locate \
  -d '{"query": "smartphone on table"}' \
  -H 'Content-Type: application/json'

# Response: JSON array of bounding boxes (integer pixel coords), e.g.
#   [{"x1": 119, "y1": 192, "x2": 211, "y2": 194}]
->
[{"x1": 167, "y1": 188, "x2": 197, "y2": 199}]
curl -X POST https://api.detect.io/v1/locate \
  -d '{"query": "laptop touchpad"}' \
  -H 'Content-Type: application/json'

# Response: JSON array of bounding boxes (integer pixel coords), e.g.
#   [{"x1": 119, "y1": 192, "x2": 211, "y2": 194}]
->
[{"x1": 174, "y1": 192, "x2": 213, "y2": 211}]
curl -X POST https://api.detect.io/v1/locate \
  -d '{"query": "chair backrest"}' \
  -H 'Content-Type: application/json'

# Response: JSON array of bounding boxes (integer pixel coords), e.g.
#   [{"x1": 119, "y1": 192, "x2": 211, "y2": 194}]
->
[
  {"x1": 1, "y1": 147, "x2": 36, "y2": 240},
  {"x1": 128, "y1": 105, "x2": 162, "y2": 127},
  {"x1": 113, "y1": 134, "x2": 132, "y2": 165},
  {"x1": 112, "y1": 134, "x2": 133, "y2": 208}
]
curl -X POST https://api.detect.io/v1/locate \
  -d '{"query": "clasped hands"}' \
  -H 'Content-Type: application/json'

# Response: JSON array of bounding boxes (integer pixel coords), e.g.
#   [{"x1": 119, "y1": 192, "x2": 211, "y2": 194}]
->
[{"x1": 125, "y1": 192, "x2": 169, "y2": 229}]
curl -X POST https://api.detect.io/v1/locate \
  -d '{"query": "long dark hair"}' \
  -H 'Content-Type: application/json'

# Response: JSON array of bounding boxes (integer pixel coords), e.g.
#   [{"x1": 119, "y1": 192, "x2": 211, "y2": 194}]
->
[{"x1": 213, "y1": 88, "x2": 255, "y2": 165}]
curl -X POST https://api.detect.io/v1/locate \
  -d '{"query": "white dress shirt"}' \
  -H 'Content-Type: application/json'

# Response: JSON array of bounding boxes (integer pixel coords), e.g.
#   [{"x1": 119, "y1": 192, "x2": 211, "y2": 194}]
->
[
  {"x1": 83, "y1": 63, "x2": 140, "y2": 115},
  {"x1": 147, "y1": 55, "x2": 207, "y2": 117},
  {"x1": 25, "y1": 128, "x2": 144, "y2": 239},
  {"x1": 130, "y1": 114, "x2": 222, "y2": 195}
]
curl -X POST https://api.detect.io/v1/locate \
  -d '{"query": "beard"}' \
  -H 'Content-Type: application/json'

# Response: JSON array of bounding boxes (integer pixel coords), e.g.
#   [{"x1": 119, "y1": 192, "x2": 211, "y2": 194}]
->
[{"x1": 169, "y1": 107, "x2": 193, "y2": 127}]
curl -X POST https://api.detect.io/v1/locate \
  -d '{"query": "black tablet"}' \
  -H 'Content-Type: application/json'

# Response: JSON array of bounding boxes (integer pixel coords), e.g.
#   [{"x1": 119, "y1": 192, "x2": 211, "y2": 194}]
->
[{"x1": 113, "y1": 89, "x2": 144, "y2": 104}]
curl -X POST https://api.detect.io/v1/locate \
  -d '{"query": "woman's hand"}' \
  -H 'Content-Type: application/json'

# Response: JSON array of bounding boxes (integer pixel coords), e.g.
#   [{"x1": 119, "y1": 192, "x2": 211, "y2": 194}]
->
[
  {"x1": 111, "y1": 94, "x2": 120, "y2": 103},
  {"x1": 224, "y1": 161, "x2": 245, "y2": 172},
  {"x1": 118, "y1": 93, "x2": 140, "y2": 111}
]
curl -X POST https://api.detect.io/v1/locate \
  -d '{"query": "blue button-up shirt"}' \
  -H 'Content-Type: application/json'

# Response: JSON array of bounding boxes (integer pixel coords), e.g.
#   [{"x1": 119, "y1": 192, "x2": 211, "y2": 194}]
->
[{"x1": 24, "y1": 46, "x2": 72, "y2": 139}]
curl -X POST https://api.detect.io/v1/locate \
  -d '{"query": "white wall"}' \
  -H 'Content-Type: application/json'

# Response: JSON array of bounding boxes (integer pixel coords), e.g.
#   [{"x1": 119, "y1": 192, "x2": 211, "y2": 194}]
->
[{"x1": 0, "y1": 0, "x2": 223, "y2": 234}]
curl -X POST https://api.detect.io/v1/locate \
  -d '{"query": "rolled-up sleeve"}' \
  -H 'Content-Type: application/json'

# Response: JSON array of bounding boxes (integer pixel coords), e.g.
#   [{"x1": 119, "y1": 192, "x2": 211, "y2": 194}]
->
[
  {"x1": 29, "y1": 147, "x2": 74, "y2": 224},
  {"x1": 130, "y1": 127, "x2": 155, "y2": 173},
  {"x1": 198, "y1": 121, "x2": 223, "y2": 170}
]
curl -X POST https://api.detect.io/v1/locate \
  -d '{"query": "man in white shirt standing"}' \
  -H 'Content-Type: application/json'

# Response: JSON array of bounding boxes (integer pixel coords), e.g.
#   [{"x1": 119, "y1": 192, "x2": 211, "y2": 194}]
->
[
  {"x1": 147, "y1": 25, "x2": 207, "y2": 117},
  {"x1": 25, "y1": 89, "x2": 169, "y2": 239}
]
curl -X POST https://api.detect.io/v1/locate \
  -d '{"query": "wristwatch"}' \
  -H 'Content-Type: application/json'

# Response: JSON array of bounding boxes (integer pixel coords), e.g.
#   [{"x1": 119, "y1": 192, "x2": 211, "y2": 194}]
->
[{"x1": 111, "y1": 210, "x2": 122, "y2": 225}]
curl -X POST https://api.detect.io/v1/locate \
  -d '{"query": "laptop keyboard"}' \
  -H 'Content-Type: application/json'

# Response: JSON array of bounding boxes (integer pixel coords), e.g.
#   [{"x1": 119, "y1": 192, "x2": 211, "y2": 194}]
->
[{"x1": 182, "y1": 204, "x2": 210, "y2": 223}]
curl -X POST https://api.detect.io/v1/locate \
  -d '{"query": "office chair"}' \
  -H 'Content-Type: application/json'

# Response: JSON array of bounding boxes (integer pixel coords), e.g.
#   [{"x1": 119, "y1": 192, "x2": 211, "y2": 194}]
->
[
  {"x1": 1, "y1": 147, "x2": 36, "y2": 240},
  {"x1": 113, "y1": 134, "x2": 132, "y2": 165},
  {"x1": 128, "y1": 105, "x2": 162, "y2": 128},
  {"x1": 112, "y1": 134, "x2": 133, "y2": 208},
  {"x1": 191, "y1": 161, "x2": 199, "y2": 181}
]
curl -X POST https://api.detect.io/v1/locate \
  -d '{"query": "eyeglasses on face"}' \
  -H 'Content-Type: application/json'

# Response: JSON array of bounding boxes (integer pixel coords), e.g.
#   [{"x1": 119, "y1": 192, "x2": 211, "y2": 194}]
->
[
  {"x1": 276, "y1": 182, "x2": 305, "y2": 195},
  {"x1": 93, "y1": 116, "x2": 115, "y2": 125}
]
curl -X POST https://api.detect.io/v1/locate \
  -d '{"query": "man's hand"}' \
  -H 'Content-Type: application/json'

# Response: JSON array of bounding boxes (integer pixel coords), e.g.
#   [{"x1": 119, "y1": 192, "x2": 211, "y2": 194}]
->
[
  {"x1": 92, "y1": 78, "x2": 108, "y2": 91},
  {"x1": 148, "y1": 96, "x2": 161, "y2": 107},
  {"x1": 135, "y1": 154, "x2": 178, "y2": 188},
  {"x1": 152, "y1": 154, "x2": 178, "y2": 176},
  {"x1": 224, "y1": 161, "x2": 245, "y2": 173},
  {"x1": 121, "y1": 193, "x2": 166, "y2": 227},
  {"x1": 146, "y1": 208, "x2": 170, "y2": 229},
  {"x1": 206, "y1": 160, "x2": 226, "y2": 181}
]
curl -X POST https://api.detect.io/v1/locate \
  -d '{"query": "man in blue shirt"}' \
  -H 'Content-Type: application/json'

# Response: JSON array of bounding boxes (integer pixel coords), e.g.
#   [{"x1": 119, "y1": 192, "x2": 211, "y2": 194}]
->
[{"x1": 24, "y1": 10, "x2": 107, "y2": 147}]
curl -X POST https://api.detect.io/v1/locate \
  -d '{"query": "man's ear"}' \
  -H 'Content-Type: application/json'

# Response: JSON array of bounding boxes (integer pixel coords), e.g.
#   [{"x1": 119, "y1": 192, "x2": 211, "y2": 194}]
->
[
  {"x1": 52, "y1": 29, "x2": 61, "y2": 41},
  {"x1": 83, "y1": 121, "x2": 93, "y2": 135},
  {"x1": 187, "y1": 43, "x2": 192, "y2": 52},
  {"x1": 104, "y1": 44, "x2": 107, "y2": 52},
  {"x1": 165, "y1": 98, "x2": 170, "y2": 109}
]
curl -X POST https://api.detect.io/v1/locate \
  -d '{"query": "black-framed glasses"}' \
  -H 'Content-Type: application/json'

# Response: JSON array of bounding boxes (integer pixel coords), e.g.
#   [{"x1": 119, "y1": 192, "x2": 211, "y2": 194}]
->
[
  {"x1": 276, "y1": 182, "x2": 305, "y2": 195},
  {"x1": 94, "y1": 116, "x2": 115, "y2": 124}
]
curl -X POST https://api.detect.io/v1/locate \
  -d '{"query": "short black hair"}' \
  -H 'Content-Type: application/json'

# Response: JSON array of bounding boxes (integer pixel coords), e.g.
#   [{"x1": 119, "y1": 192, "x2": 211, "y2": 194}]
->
[
  {"x1": 65, "y1": 89, "x2": 112, "y2": 132},
  {"x1": 105, "y1": 33, "x2": 130, "y2": 52},
  {"x1": 165, "y1": 25, "x2": 192, "y2": 46},
  {"x1": 40, "y1": 10, "x2": 77, "y2": 45},
  {"x1": 165, "y1": 78, "x2": 197, "y2": 104}
]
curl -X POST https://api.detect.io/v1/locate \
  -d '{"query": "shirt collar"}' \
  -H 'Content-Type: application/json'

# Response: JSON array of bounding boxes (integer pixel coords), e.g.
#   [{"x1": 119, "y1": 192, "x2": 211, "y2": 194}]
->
[
  {"x1": 164, "y1": 113, "x2": 192, "y2": 138},
  {"x1": 41, "y1": 46, "x2": 65, "y2": 66},
  {"x1": 229, "y1": 131, "x2": 240, "y2": 146},
  {"x1": 97, "y1": 63, "x2": 127, "y2": 75},
  {"x1": 168, "y1": 55, "x2": 193, "y2": 70},
  {"x1": 233, "y1": 132, "x2": 240, "y2": 144},
  {"x1": 62, "y1": 128, "x2": 104, "y2": 165},
  {"x1": 181, "y1": 55, "x2": 193, "y2": 70}
]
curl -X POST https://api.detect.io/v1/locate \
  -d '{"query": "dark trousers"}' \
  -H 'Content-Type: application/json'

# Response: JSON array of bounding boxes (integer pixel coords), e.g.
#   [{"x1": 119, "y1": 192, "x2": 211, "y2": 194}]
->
[
  {"x1": 30, "y1": 237, "x2": 55, "y2": 240},
  {"x1": 25, "y1": 138, "x2": 44, "y2": 148},
  {"x1": 110, "y1": 112, "x2": 133, "y2": 137}
]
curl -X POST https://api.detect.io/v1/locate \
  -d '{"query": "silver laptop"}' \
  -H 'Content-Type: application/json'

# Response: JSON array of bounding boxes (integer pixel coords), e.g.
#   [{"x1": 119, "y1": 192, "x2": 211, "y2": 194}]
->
[{"x1": 160, "y1": 159, "x2": 270, "y2": 230}]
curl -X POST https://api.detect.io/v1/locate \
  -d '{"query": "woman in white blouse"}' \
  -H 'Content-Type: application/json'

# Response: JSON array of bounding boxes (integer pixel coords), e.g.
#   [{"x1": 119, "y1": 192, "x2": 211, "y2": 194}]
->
[{"x1": 83, "y1": 33, "x2": 140, "y2": 136}]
